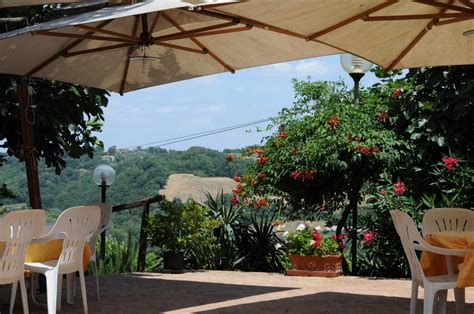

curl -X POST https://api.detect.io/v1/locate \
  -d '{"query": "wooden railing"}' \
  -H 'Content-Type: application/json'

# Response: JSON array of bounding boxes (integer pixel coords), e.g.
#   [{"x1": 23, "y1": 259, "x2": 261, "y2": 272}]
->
[{"x1": 111, "y1": 194, "x2": 164, "y2": 272}]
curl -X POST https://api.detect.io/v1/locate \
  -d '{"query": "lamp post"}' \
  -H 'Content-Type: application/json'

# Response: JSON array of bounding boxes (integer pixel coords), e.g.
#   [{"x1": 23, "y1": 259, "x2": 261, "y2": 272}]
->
[
  {"x1": 340, "y1": 54, "x2": 372, "y2": 275},
  {"x1": 340, "y1": 54, "x2": 373, "y2": 105},
  {"x1": 92, "y1": 164, "x2": 116, "y2": 261}
]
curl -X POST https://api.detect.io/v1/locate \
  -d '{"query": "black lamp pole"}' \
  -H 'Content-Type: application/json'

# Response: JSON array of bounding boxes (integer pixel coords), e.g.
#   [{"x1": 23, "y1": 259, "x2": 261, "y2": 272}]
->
[
  {"x1": 349, "y1": 72, "x2": 365, "y2": 105},
  {"x1": 100, "y1": 179, "x2": 107, "y2": 261}
]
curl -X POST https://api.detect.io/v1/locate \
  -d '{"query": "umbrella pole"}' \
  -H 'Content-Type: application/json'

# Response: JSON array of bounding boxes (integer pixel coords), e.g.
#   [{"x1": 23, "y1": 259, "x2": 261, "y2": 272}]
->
[{"x1": 17, "y1": 76, "x2": 42, "y2": 209}]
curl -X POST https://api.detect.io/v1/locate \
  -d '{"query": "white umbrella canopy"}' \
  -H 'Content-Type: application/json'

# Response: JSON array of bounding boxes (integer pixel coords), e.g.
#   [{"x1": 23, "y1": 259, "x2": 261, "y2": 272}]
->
[
  {"x1": 216, "y1": 0, "x2": 474, "y2": 70},
  {"x1": 0, "y1": 0, "x2": 92, "y2": 8},
  {"x1": 0, "y1": 0, "x2": 341, "y2": 94}
]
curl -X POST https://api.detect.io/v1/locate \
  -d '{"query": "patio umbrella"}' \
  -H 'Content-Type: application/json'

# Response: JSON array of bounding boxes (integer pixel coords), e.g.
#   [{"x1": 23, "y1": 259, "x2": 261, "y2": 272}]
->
[
  {"x1": 213, "y1": 0, "x2": 474, "y2": 70},
  {"x1": 0, "y1": 0, "x2": 341, "y2": 94},
  {"x1": 0, "y1": 0, "x2": 342, "y2": 208},
  {"x1": 0, "y1": 0, "x2": 92, "y2": 8}
]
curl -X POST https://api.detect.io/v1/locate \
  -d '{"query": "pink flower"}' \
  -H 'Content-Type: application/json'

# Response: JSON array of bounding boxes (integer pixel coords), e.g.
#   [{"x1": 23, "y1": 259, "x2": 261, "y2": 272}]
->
[
  {"x1": 442, "y1": 156, "x2": 459, "y2": 171},
  {"x1": 379, "y1": 189, "x2": 386, "y2": 196},
  {"x1": 394, "y1": 182, "x2": 405, "y2": 195},
  {"x1": 362, "y1": 230, "x2": 376, "y2": 244}
]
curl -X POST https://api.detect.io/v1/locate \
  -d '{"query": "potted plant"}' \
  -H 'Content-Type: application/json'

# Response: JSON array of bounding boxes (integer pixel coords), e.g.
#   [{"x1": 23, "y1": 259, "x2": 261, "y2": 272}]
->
[
  {"x1": 285, "y1": 222, "x2": 343, "y2": 277},
  {"x1": 147, "y1": 199, "x2": 218, "y2": 271}
]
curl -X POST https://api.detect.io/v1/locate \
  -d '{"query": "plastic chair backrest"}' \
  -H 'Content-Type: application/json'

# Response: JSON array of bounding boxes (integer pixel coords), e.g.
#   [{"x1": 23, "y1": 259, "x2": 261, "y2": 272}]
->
[
  {"x1": 390, "y1": 210, "x2": 426, "y2": 284},
  {"x1": 0, "y1": 210, "x2": 45, "y2": 283},
  {"x1": 87, "y1": 203, "x2": 112, "y2": 253},
  {"x1": 52, "y1": 206, "x2": 100, "y2": 270},
  {"x1": 422, "y1": 208, "x2": 474, "y2": 236}
]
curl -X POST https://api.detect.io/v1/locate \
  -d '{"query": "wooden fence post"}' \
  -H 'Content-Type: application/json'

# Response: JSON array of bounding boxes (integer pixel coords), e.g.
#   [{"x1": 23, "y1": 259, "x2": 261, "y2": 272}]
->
[{"x1": 137, "y1": 201, "x2": 150, "y2": 272}]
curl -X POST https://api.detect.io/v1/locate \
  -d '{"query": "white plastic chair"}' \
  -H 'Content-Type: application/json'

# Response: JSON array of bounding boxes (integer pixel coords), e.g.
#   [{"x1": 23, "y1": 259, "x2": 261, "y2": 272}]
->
[
  {"x1": 0, "y1": 209, "x2": 45, "y2": 314},
  {"x1": 390, "y1": 210, "x2": 465, "y2": 314},
  {"x1": 25, "y1": 205, "x2": 100, "y2": 314},
  {"x1": 422, "y1": 208, "x2": 474, "y2": 236},
  {"x1": 87, "y1": 203, "x2": 112, "y2": 300}
]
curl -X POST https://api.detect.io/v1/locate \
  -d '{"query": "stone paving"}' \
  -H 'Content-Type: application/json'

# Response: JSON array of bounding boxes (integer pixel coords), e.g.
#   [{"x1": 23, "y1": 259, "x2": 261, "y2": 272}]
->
[{"x1": 2, "y1": 271, "x2": 474, "y2": 313}]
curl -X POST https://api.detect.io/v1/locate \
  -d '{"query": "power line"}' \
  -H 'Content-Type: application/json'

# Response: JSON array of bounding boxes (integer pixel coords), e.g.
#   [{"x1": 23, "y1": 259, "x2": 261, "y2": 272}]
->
[{"x1": 120, "y1": 117, "x2": 272, "y2": 150}]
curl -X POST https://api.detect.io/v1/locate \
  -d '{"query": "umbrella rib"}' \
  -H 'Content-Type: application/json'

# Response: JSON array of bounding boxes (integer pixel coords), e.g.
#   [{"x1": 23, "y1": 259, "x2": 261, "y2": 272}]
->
[
  {"x1": 306, "y1": 0, "x2": 398, "y2": 41},
  {"x1": 120, "y1": 15, "x2": 140, "y2": 95},
  {"x1": 27, "y1": 19, "x2": 113, "y2": 76},
  {"x1": 157, "y1": 26, "x2": 252, "y2": 41},
  {"x1": 195, "y1": 8, "x2": 307, "y2": 41},
  {"x1": 36, "y1": 30, "x2": 138, "y2": 44},
  {"x1": 435, "y1": 16, "x2": 472, "y2": 26},
  {"x1": 63, "y1": 43, "x2": 135, "y2": 57},
  {"x1": 363, "y1": 12, "x2": 473, "y2": 21},
  {"x1": 387, "y1": 4, "x2": 452, "y2": 70},
  {"x1": 459, "y1": 0, "x2": 474, "y2": 9},
  {"x1": 154, "y1": 21, "x2": 237, "y2": 41},
  {"x1": 74, "y1": 25, "x2": 139, "y2": 42},
  {"x1": 154, "y1": 42, "x2": 207, "y2": 54},
  {"x1": 414, "y1": 0, "x2": 474, "y2": 14},
  {"x1": 149, "y1": 11, "x2": 161, "y2": 34},
  {"x1": 161, "y1": 12, "x2": 235, "y2": 74}
]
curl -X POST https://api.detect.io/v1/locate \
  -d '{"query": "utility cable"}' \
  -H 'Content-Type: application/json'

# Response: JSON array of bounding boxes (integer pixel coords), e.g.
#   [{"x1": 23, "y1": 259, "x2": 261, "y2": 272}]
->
[{"x1": 121, "y1": 117, "x2": 272, "y2": 150}]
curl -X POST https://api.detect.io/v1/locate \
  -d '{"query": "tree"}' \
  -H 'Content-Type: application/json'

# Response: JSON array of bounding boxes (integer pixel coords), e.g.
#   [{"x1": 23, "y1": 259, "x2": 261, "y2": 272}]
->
[{"x1": 236, "y1": 79, "x2": 412, "y2": 273}]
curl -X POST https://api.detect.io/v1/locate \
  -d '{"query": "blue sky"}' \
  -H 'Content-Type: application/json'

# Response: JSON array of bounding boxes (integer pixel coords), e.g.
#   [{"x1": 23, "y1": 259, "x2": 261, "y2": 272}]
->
[{"x1": 99, "y1": 55, "x2": 379, "y2": 151}]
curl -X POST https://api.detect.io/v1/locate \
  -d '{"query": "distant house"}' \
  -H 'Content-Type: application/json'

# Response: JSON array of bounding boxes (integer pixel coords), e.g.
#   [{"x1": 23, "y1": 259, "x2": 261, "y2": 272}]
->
[{"x1": 101, "y1": 155, "x2": 116, "y2": 162}]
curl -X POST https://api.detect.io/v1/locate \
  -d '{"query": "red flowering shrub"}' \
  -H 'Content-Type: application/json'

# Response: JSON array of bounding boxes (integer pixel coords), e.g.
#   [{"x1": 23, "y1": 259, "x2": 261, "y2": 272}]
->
[
  {"x1": 286, "y1": 223, "x2": 340, "y2": 256},
  {"x1": 393, "y1": 182, "x2": 406, "y2": 195},
  {"x1": 392, "y1": 87, "x2": 402, "y2": 97},
  {"x1": 328, "y1": 116, "x2": 340, "y2": 129},
  {"x1": 442, "y1": 156, "x2": 459, "y2": 171}
]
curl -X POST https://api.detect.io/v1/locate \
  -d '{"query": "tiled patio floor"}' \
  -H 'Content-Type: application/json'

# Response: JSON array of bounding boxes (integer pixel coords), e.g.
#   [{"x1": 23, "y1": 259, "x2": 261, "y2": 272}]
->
[{"x1": 2, "y1": 271, "x2": 474, "y2": 313}]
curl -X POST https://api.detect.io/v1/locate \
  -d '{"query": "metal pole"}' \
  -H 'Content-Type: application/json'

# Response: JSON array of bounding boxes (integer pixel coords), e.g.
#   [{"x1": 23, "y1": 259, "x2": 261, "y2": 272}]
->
[
  {"x1": 349, "y1": 73, "x2": 364, "y2": 105},
  {"x1": 100, "y1": 180, "x2": 107, "y2": 261}
]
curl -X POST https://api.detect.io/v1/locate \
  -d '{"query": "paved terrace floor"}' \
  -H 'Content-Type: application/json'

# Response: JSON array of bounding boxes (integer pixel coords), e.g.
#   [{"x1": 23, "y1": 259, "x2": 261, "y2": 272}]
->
[{"x1": 2, "y1": 271, "x2": 474, "y2": 313}]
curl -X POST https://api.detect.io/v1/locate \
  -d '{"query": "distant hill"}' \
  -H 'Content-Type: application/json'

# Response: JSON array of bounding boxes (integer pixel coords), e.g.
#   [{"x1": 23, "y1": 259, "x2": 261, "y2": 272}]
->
[{"x1": 160, "y1": 173, "x2": 235, "y2": 203}]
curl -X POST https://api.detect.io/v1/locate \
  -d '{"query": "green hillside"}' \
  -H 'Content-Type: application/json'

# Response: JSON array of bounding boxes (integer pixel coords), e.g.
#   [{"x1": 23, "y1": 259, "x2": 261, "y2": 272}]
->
[{"x1": 0, "y1": 146, "x2": 250, "y2": 240}]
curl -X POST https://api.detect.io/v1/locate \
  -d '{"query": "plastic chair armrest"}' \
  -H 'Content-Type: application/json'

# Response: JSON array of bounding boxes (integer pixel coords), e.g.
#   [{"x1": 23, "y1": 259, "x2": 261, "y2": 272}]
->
[
  {"x1": 415, "y1": 241, "x2": 466, "y2": 257},
  {"x1": 31, "y1": 231, "x2": 67, "y2": 244}
]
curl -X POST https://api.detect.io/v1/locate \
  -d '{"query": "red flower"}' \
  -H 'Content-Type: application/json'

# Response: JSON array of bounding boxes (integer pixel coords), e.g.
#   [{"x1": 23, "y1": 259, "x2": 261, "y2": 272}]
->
[
  {"x1": 312, "y1": 231, "x2": 322, "y2": 240},
  {"x1": 355, "y1": 144, "x2": 371, "y2": 156},
  {"x1": 230, "y1": 196, "x2": 239, "y2": 204},
  {"x1": 379, "y1": 189, "x2": 386, "y2": 196},
  {"x1": 232, "y1": 176, "x2": 241, "y2": 182},
  {"x1": 331, "y1": 234, "x2": 337, "y2": 241},
  {"x1": 314, "y1": 240, "x2": 321, "y2": 248},
  {"x1": 303, "y1": 169, "x2": 315, "y2": 181},
  {"x1": 394, "y1": 182, "x2": 406, "y2": 195},
  {"x1": 442, "y1": 156, "x2": 459, "y2": 171},
  {"x1": 362, "y1": 230, "x2": 376, "y2": 244},
  {"x1": 337, "y1": 234, "x2": 344, "y2": 241},
  {"x1": 328, "y1": 116, "x2": 340, "y2": 129},
  {"x1": 225, "y1": 154, "x2": 233, "y2": 162},
  {"x1": 393, "y1": 87, "x2": 402, "y2": 97},
  {"x1": 377, "y1": 112, "x2": 389, "y2": 122},
  {"x1": 291, "y1": 171, "x2": 302, "y2": 180},
  {"x1": 278, "y1": 131, "x2": 288, "y2": 138},
  {"x1": 257, "y1": 172, "x2": 266, "y2": 179},
  {"x1": 255, "y1": 148, "x2": 264, "y2": 156},
  {"x1": 371, "y1": 146, "x2": 380, "y2": 153},
  {"x1": 256, "y1": 156, "x2": 269, "y2": 164},
  {"x1": 232, "y1": 189, "x2": 241, "y2": 195},
  {"x1": 254, "y1": 198, "x2": 268, "y2": 208}
]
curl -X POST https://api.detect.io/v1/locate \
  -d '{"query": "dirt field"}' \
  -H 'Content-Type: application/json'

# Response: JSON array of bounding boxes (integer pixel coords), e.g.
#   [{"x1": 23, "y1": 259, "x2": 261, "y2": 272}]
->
[{"x1": 159, "y1": 173, "x2": 235, "y2": 203}]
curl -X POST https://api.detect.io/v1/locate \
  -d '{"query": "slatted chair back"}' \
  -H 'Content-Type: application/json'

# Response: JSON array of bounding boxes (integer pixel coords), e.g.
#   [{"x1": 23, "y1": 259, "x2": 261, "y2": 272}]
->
[
  {"x1": 0, "y1": 210, "x2": 45, "y2": 284},
  {"x1": 53, "y1": 206, "x2": 100, "y2": 272},
  {"x1": 422, "y1": 208, "x2": 474, "y2": 237},
  {"x1": 87, "y1": 203, "x2": 112, "y2": 256},
  {"x1": 390, "y1": 210, "x2": 427, "y2": 285}
]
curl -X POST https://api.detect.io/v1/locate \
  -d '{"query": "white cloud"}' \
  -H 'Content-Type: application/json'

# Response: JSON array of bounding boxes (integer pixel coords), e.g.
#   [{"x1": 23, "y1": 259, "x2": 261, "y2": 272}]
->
[
  {"x1": 264, "y1": 59, "x2": 335, "y2": 77},
  {"x1": 193, "y1": 104, "x2": 226, "y2": 113}
]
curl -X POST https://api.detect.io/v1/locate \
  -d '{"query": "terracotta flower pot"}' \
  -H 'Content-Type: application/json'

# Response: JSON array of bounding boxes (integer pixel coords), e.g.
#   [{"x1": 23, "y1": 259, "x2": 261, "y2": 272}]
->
[{"x1": 287, "y1": 254, "x2": 342, "y2": 277}]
